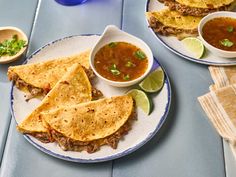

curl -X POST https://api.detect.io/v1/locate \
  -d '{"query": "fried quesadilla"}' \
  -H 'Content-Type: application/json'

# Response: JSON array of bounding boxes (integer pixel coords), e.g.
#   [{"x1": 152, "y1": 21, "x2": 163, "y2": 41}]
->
[
  {"x1": 160, "y1": 0, "x2": 236, "y2": 16},
  {"x1": 17, "y1": 64, "x2": 94, "y2": 143},
  {"x1": 146, "y1": 9, "x2": 202, "y2": 39},
  {"x1": 8, "y1": 50, "x2": 92, "y2": 98},
  {"x1": 41, "y1": 95, "x2": 135, "y2": 153}
]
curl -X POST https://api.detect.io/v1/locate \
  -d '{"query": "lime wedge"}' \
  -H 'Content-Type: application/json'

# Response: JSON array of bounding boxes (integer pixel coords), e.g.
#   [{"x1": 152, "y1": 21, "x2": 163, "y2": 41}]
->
[
  {"x1": 127, "y1": 89, "x2": 152, "y2": 115},
  {"x1": 139, "y1": 67, "x2": 164, "y2": 93},
  {"x1": 182, "y1": 37, "x2": 204, "y2": 59}
]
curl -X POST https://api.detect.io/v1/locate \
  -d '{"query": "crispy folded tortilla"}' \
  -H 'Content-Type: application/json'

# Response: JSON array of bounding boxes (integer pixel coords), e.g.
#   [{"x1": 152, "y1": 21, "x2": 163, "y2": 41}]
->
[
  {"x1": 17, "y1": 64, "x2": 92, "y2": 143},
  {"x1": 41, "y1": 95, "x2": 135, "y2": 153},
  {"x1": 8, "y1": 50, "x2": 91, "y2": 98},
  {"x1": 146, "y1": 9, "x2": 202, "y2": 39},
  {"x1": 161, "y1": 0, "x2": 236, "y2": 16}
]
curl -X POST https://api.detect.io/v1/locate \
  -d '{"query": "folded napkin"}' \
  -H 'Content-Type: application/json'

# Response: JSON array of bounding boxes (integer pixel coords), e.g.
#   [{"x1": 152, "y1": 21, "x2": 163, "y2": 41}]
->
[
  {"x1": 198, "y1": 85, "x2": 236, "y2": 144},
  {"x1": 209, "y1": 66, "x2": 236, "y2": 89},
  {"x1": 199, "y1": 66, "x2": 236, "y2": 160}
]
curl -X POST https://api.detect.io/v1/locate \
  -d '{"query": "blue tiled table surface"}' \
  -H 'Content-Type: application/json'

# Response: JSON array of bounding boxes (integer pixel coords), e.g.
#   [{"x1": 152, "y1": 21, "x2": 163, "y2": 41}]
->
[
  {"x1": 0, "y1": 0, "x2": 235, "y2": 177},
  {"x1": 0, "y1": 0, "x2": 38, "y2": 165}
]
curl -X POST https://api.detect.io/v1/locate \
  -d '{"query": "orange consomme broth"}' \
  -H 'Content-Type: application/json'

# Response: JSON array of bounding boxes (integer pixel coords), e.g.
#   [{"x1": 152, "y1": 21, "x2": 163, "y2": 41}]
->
[
  {"x1": 202, "y1": 17, "x2": 236, "y2": 51},
  {"x1": 94, "y1": 42, "x2": 148, "y2": 82}
]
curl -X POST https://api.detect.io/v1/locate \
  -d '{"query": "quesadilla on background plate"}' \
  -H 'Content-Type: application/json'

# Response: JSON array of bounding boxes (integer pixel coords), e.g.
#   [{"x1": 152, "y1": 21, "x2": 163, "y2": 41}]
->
[
  {"x1": 8, "y1": 50, "x2": 93, "y2": 99},
  {"x1": 160, "y1": 0, "x2": 236, "y2": 16},
  {"x1": 41, "y1": 95, "x2": 135, "y2": 153},
  {"x1": 17, "y1": 63, "x2": 96, "y2": 143},
  {"x1": 146, "y1": 9, "x2": 202, "y2": 39}
]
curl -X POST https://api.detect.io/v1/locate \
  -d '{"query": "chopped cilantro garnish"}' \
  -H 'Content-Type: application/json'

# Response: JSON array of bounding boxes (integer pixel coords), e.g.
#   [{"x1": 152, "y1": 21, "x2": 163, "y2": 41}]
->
[
  {"x1": 123, "y1": 74, "x2": 130, "y2": 80},
  {"x1": 0, "y1": 35, "x2": 27, "y2": 57},
  {"x1": 134, "y1": 50, "x2": 146, "y2": 60},
  {"x1": 111, "y1": 69, "x2": 120, "y2": 75},
  {"x1": 110, "y1": 64, "x2": 117, "y2": 69},
  {"x1": 125, "y1": 61, "x2": 136, "y2": 67},
  {"x1": 108, "y1": 42, "x2": 117, "y2": 48},
  {"x1": 220, "y1": 39, "x2": 234, "y2": 47},
  {"x1": 227, "y1": 26, "x2": 234, "y2": 33},
  {"x1": 110, "y1": 64, "x2": 120, "y2": 75}
]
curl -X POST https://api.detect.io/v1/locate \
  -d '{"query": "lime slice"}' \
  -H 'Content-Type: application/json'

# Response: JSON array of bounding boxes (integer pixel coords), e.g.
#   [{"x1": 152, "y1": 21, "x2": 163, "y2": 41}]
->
[
  {"x1": 127, "y1": 89, "x2": 152, "y2": 115},
  {"x1": 182, "y1": 37, "x2": 204, "y2": 59},
  {"x1": 139, "y1": 67, "x2": 164, "y2": 93}
]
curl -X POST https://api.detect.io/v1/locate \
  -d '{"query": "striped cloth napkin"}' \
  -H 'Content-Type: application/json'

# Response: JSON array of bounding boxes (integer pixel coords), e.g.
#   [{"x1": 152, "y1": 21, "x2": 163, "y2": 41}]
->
[{"x1": 198, "y1": 66, "x2": 236, "y2": 159}]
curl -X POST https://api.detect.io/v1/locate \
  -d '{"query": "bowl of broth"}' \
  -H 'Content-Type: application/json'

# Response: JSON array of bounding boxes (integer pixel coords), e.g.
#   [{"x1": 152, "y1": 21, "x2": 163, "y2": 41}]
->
[
  {"x1": 90, "y1": 25, "x2": 153, "y2": 87},
  {"x1": 198, "y1": 11, "x2": 236, "y2": 58}
]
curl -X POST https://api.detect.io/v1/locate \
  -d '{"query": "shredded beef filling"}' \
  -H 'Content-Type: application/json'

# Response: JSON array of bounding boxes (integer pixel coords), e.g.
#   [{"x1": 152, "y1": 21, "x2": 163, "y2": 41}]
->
[
  {"x1": 162, "y1": 0, "x2": 233, "y2": 16},
  {"x1": 11, "y1": 72, "x2": 48, "y2": 99},
  {"x1": 148, "y1": 16, "x2": 197, "y2": 38},
  {"x1": 82, "y1": 66, "x2": 95, "y2": 81},
  {"x1": 50, "y1": 111, "x2": 136, "y2": 153},
  {"x1": 28, "y1": 132, "x2": 54, "y2": 143},
  {"x1": 92, "y1": 88, "x2": 103, "y2": 100},
  {"x1": 83, "y1": 67, "x2": 103, "y2": 99}
]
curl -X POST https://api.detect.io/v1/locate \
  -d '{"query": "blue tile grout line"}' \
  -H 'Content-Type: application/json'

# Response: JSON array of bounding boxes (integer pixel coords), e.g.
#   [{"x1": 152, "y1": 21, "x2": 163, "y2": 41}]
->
[
  {"x1": 0, "y1": 0, "x2": 41, "y2": 168},
  {"x1": 0, "y1": 113, "x2": 11, "y2": 167},
  {"x1": 111, "y1": 0, "x2": 125, "y2": 176},
  {"x1": 222, "y1": 140, "x2": 227, "y2": 177},
  {"x1": 120, "y1": 0, "x2": 124, "y2": 30},
  {"x1": 26, "y1": 0, "x2": 42, "y2": 58}
]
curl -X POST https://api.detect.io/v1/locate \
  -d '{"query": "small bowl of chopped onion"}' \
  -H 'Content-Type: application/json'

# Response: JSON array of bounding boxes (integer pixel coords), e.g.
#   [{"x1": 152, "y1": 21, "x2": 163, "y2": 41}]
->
[{"x1": 0, "y1": 26, "x2": 28, "y2": 64}]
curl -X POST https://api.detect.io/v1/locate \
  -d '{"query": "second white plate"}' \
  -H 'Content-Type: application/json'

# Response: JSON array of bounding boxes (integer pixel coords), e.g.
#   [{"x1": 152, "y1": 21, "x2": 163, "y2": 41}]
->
[{"x1": 146, "y1": 0, "x2": 236, "y2": 66}]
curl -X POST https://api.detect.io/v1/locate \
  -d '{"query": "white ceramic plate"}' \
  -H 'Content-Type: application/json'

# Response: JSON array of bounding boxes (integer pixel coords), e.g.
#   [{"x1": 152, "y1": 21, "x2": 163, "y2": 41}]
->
[
  {"x1": 10, "y1": 35, "x2": 171, "y2": 163},
  {"x1": 146, "y1": 0, "x2": 236, "y2": 66}
]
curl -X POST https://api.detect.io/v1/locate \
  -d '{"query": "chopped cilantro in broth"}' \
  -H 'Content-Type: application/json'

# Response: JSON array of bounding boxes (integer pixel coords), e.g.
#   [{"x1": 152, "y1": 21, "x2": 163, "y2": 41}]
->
[
  {"x1": 94, "y1": 42, "x2": 148, "y2": 82},
  {"x1": 202, "y1": 17, "x2": 236, "y2": 51}
]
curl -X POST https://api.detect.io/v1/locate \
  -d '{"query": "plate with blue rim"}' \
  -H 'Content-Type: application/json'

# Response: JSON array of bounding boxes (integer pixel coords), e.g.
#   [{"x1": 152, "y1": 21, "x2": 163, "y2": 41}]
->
[
  {"x1": 11, "y1": 34, "x2": 171, "y2": 163},
  {"x1": 146, "y1": 0, "x2": 236, "y2": 66}
]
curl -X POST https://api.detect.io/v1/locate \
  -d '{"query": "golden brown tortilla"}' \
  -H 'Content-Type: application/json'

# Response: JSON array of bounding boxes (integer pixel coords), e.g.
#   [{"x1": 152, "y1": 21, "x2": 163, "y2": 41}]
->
[
  {"x1": 161, "y1": 0, "x2": 236, "y2": 16},
  {"x1": 42, "y1": 95, "x2": 134, "y2": 142},
  {"x1": 17, "y1": 63, "x2": 92, "y2": 142},
  {"x1": 176, "y1": 0, "x2": 234, "y2": 8},
  {"x1": 146, "y1": 9, "x2": 202, "y2": 30},
  {"x1": 8, "y1": 50, "x2": 90, "y2": 93}
]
